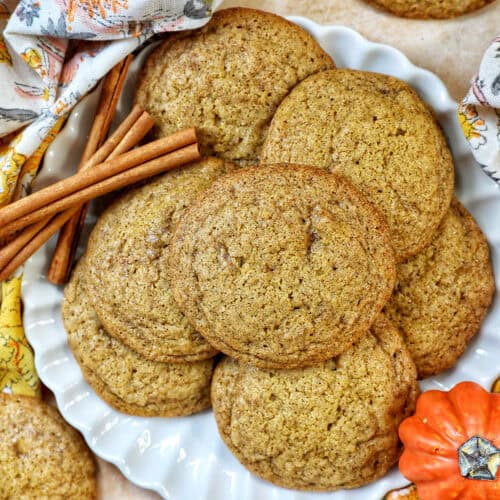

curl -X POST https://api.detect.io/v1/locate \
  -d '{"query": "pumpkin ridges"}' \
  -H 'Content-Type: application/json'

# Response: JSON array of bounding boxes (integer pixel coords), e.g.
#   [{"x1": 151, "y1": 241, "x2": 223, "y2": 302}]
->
[
  {"x1": 415, "y1": 390, "x2": 467, "y2": 445},
  {"x1": 415, "y1": 475, "x2": 467, "y2": 500},
  {"x1": 462, "y1": 481, "x2": 493, "y2": 500},
  {"x1": 448, "y1": 382, "x2": 492, "y2": 439},
  {"x1": 471, "y1": 477, "x2": 500, "y2": 497},
  {"x1": 399, "y1": 382, "x2": 500, "y2": 500},
  {"x1": 399, "y1": 448, "x2": 458, "y2": 482},
  {"x1": 485, "y1": 391, "x2": 500, "y2": 447},
  {"x1": 399, "y1": 417, "x2": 456, "y2": 456}
]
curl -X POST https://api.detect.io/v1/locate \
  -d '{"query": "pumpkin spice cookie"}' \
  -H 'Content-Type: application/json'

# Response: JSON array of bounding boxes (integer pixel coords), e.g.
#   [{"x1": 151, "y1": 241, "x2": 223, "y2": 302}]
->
[
  {"x1": 366, "y1": 0, "x2": 495, "y2": 19},
  {"x1": 84, "y1": 157, "x2": 235, "y2": 363},
  {"x1": 62, "y1": 259, "x2": 214, "y2": 417},
  {"x1": 170, "y1": 165, "x2": 396, "y2": 369},
  {"x1": 261, "y1": 69, "x2": 454, "y2": 262},
  {"x1": 211, "y1": 315, "x2": 419, "y2": 491},
  {"x1": 134, "y1": 8, "x2": 334, "y2": 164},
  {"x1": 0, "y1": 393, "x2": 96, "y2": 499},
  {"x1": 384, "y1": 199, "x2": 495, "y2": 378}
]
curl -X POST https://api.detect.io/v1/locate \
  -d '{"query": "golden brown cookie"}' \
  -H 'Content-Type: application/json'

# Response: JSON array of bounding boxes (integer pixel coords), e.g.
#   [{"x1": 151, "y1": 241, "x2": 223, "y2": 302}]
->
[
  {"x1": 62, "y1": 259, "x2": 214, "y2": 417},
  {"x1": 84, "y1": 157, "x2": 235, "y2": 363},
  {"x1": 384, "y1": 198, "x2": 495, "y2": 378},
  {"x1": 261, "y1": 69, "x2": 454, "y2": 262},
  {"x1": 0, "y1": 393, "x2": 96, "y2": 499},
  {"x1": 366, "y1": 0, "x2": 495, "y2": 18},
  {"x1": 170, "y1": 165, "x2": 396, "y2": 369},
  {"x1": 134, "y1": 8, "x2": 334, "y2": 164},
  {"x1": 211, "y1": 315, "x2": 418, "y2": 491}
]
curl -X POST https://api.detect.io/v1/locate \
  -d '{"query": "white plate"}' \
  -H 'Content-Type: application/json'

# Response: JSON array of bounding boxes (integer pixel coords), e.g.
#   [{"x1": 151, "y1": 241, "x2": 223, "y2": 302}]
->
[{"x1": 23, "y1": 18, "x2": 500, "y2": 500}]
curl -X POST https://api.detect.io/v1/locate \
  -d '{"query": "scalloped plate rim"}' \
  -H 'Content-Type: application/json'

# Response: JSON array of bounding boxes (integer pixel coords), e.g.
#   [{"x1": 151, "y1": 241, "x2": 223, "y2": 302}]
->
[{"x1": 22, "y1": 18, "x2": 500, "y2": 500}]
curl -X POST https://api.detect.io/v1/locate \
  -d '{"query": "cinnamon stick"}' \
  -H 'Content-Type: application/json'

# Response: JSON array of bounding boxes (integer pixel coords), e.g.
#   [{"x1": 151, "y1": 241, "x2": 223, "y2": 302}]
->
[
  {"x1": 0, "y1": 210, "x2": 78, "y2": 282},
  {"x1": 47, "y1": 108, "x2": 154, "y2": 283},
  {"x1": 0, "y1": 143, "x2": 200, "y2": 280},
  {"x1": 0, "y1": 217, "x2": 51, "y2": 268},
  {"x1": 81, "y1": 60, "x2": 125, "y2": 165},
  {"x1": 47, "y1": 57, "x2": 134, "y2": 284},
  {"x1": 82, "y1": 104, "x2": 145, "y2": 171},
  {"x1": 100, "y1": 55, "x2": 133, "y2": 138},
  {"x1": 107, "y1": 112, "x2": 154, "y2": 159},
  {"x1": 0, "y1": 143, "x2": 200, "y2": 238},
  {"x1": 0, "y1": 128, "x2": 197, "y2": 233},
  {"x1": 0, "y1": 105, "x2": 152, "y2": 280}
]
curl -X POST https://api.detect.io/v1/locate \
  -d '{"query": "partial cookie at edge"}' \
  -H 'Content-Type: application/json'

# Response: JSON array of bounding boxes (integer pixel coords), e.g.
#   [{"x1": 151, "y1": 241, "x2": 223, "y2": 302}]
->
[
  {"x1": 365, "y1": 0, "x2": 495, "y2": 19},
  {"x1": 0, "y1": 393, "x2": 96, "y2": 499}
]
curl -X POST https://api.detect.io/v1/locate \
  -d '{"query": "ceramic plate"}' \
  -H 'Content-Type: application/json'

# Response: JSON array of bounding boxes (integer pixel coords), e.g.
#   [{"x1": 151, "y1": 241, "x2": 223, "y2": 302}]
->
[{"x1": 23, "y1": 18, "x2": 500, "y2": 499}]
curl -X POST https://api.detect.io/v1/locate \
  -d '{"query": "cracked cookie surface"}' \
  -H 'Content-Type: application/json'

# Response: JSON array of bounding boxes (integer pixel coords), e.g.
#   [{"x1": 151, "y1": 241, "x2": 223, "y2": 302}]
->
[
  {"x1": 169, "y1": 165, "x2": 396, "y2": 368},
  {"x1": 211, "y1": 315, "x2": 418, "y2": 491},
  {"x1": 134, "y1": 7, "x2": 334, "y2": 164},
  {"x1": 261, "y1": 69, "x2": 454, "y2": 261},
  {"x1": 63, "y1": 259, "x2": 215, "y2": 417},
  {"x1": 384, "y1": 198, "x2": 495, "y2": 378},
  {"x1": 84, "y1": 157, "x2": 235, "y2": 362}
]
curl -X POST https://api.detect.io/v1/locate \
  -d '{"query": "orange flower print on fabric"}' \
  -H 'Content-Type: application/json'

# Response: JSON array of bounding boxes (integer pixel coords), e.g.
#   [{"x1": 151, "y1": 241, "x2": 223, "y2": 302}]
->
[
  {"x1": 21, "y1": 47, "x2": 42, "y2": 71},
  {"x1": 21, "y1": 39, "x2": 65, "y2": 99},
  {"x1": 0, "y1": 35, "x2": 11, "y2": 65},
  {"x1": 19, "y1": 40, "x2": 64, "y2": 99},
  {"x1": 59, "y1": 42, "x2": 103, "y2": 87},
  {"x1": 14, "y1": 83, "x2": 50, "y2": 101},
  {"x1": 0, "y1": 134, "x2": 26, "y2": 207},
  {"x1": 67, "y1": 0, "x2": 129, "y2": 26},
  {"x1": 0, "y1": 276, "x2": 41, "y2": 398},
  {"x1": 458, "y1": 103, "x2": 487, "y2": 150}
]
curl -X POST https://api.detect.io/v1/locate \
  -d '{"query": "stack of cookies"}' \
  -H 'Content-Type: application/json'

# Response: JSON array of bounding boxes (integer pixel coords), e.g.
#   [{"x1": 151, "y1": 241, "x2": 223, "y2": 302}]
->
[
  {"x1": 62, "y1": 158, "x2": 234, "y2": 417},
  {"x1": 62, "y1": 7, "x2": 495, "y2": 492}
]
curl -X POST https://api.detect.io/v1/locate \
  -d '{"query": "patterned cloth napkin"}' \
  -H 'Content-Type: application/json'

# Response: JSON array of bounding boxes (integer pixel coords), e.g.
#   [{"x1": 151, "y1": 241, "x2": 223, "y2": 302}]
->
[
  {"x1": 0, "y1": 0, "x2": 220, "y2": 206},
  {"x1": 0, "y1": 275, "x2": 40, "y2": 396},
  {"x1": 459, "y1": 35, "x2": 500, "y2": 183}
]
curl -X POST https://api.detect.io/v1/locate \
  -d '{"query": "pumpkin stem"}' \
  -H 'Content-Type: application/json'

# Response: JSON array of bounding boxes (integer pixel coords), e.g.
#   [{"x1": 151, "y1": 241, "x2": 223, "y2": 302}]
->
[{"x1": 458, "y1": 435, "x2": 500, "y2": 481}]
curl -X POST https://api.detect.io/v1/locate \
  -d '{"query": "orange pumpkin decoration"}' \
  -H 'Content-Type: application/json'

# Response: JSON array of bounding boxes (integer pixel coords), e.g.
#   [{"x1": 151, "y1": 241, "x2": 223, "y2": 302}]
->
[{"x1": 399, "y1": 382, "x2": 500, "y2": 499}]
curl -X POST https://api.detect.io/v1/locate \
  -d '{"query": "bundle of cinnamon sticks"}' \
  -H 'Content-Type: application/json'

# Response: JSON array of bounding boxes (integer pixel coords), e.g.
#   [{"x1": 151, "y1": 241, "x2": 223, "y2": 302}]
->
[{"x1": 0, "y1": 58, "x2": 201, "y2": 283}]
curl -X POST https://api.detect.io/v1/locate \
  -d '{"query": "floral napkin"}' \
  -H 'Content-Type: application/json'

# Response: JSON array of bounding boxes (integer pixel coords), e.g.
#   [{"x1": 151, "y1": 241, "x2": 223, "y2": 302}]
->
[
  {"x1": 0, "y1": 0, "x2": 221, "y2": 206},
  {"x1": 459, "y1": 35, "x2": 500, "y2": 183},
  {"x1": 0, "y1": 275, "x2": 40, "y2": 396}
]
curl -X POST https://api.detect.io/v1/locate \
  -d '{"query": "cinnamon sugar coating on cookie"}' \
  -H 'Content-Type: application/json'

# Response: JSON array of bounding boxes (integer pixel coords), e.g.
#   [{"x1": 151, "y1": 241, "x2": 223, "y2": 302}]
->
[
  {"x1": 170, "y1": 165, "x2": 396, "y2": 368},
  {"x1": 135, "y1": 8, "x2": 334, "y2": 163},
  {"x1": 211, "y1": 315, "x2": 418, "y2": 491},
  {"x1": 261, "y1": 69, "x2": 454, "y2": 261}
]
